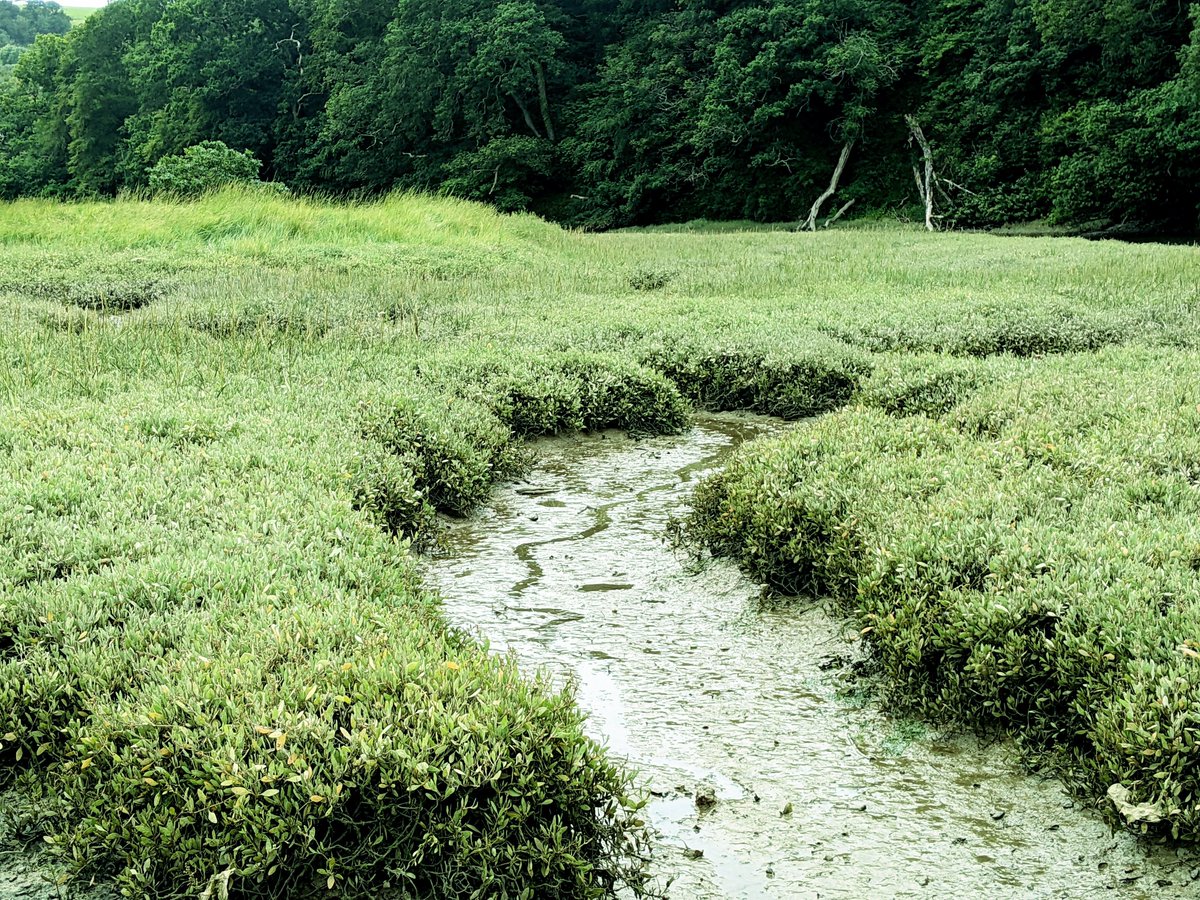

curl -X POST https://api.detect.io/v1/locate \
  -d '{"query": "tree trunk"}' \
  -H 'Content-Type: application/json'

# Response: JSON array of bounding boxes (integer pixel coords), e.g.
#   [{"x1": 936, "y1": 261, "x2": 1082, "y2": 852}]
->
[
  {"x1": 803, "y1": 140, "x2": 854, "y2": 232},
  {"x1": 510, "y1": 92, "x2": 542, "y2": 139},
  {"x1": 533, "y1": 61, "x2": 556, "y2": 143},
  {"x1": 905, "y1": 115, "x2": 936, "y2": 231}
]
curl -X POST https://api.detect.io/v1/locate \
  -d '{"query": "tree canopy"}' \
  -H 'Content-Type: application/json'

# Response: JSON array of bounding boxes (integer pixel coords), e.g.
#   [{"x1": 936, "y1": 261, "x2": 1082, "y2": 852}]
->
[
  {"x1": 0, "y1": 0, "x2": 69, "y2": 49},
  {"x1": 0, "y1": 0, "x2": 1196, "y2": 230}
]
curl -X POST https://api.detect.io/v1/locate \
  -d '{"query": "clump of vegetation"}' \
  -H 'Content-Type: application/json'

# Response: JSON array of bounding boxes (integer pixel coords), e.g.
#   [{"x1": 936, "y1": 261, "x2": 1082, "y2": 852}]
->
[
  {"x1": 682, "y1": 349, "x2": 1200, "y2": 840},
  {"x1": 66, "y1": 278, "x2": 166, "y2": 311},
  {"x1": 856, "y1": 353, "x2": 1003, "y2": 416},
  {"x1": 0, "y1": 275, "x2": 166, "y2": 311},
  {"x1": 823, "y1": 301, "x2": 1128, "y2": 357},
  {"x1": 359, "y1": 391, "x2": 524, "y2": 516},
  {"x1": 627, "y1": 269, "x2": 675, "y2": 291},
  {"x1": 642, "y1": 334, "x2": 870, "y2": 418},
  {"x1": 458, "y1": 353, "x2": 691, "y2": 438},
  {"x1": 147, "y1": 142, "x2": 286, "y2": 198}
]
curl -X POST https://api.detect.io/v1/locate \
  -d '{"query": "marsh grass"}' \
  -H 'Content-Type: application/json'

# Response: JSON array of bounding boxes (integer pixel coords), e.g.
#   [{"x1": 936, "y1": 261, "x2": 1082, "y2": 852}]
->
[{"x1": 1, "y1": 188, "x2": 1198, "y2": 894}]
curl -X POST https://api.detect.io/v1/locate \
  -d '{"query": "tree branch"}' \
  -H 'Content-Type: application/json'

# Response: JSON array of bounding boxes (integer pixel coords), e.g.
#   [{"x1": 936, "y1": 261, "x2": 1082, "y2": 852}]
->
[
  {"x1": 509, "y1": 92, "x2": 542, "y2": 139},
  {"x1": 823, "y1": 197, "x2": 856, "y2": 228}
]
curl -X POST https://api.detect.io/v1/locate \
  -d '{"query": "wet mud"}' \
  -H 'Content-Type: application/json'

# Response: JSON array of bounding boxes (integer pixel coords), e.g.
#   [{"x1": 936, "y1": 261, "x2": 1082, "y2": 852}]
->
[{"x1": 428, "y1": 415, "x2": 1200, "y2": 899}]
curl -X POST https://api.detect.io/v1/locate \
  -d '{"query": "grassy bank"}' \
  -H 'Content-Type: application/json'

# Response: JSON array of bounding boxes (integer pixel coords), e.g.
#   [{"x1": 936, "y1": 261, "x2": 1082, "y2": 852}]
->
[
  {"x1": 1, "y1": 190, "x2": 1198, "y2": 894},
  {"x1": 683, "y1": 354, "x2": 1200, "y2": 840}
]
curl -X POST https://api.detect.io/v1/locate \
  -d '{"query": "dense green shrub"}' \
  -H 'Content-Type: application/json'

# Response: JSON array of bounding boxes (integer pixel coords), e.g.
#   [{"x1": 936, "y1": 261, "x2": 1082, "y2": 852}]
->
[
  {"x1": 856, "y1": 354, "x2": 1010, "y2": 417},
  {"x1": 555, "y1": 353, "x2": 690, "y2": 434},
  {"x1": 147, "y1": 142, "x2": 285, "y2": 198},
  {"x1": 627, "y1": 269, "x2": 675, "y2": 291},
  {"x1": 359, "y1": 393, "x2": 523, "y2": 517},
  {"x1": 66, "y1": 278, "x2": 166, "y2": 311},
  {"x1": 823, "y1": 301, "x2": 1128, "y2": 357},
  {"x1": 48, "y1": 585, "x2": 648, "y2": 898},
  {"x1": 441, "y1": 352, "x2": 690, "y2": 439},
  {"x1": 347, "y1": 442, "x2": 436, "y2": 542},
  {"x1": 641, "y1": 334, "x2": 870, "y2": 418}
]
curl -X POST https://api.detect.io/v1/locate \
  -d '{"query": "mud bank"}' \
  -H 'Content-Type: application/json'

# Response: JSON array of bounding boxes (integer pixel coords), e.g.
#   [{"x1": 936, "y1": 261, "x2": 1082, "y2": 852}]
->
[{"x1": 427, "y1": 415, "x2": 1200, "y2": 899}]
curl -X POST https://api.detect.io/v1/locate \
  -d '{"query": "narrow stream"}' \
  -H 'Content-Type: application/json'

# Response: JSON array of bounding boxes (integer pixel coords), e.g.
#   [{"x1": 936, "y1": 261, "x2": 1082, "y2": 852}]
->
[{"x1": 427, "y1": 415, "x2": 1200, "y2": 899}]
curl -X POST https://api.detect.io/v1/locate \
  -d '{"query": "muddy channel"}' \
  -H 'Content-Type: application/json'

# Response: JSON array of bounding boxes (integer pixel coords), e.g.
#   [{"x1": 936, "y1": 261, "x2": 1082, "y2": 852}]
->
[{"x1": 427, "y1": 415, "x2": 1200, "y2": 900}]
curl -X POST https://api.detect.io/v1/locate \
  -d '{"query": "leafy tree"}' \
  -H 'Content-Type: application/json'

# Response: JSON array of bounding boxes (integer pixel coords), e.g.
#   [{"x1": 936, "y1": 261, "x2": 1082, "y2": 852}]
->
[
  {"x1": 316, "y1": 0, "x2": 568, "y2": 204},
  {"x1": 3, "y1": 33, "x2": 72, "y2": 195},
  {"x1": 0, "y1": 0, "x2": 70, "y2": 49},
  {"x1": 696, "y1": 0, "x2": 910, "y2": 220},
  {"x1": 65, "y1": 1, "x2": 137, "y2": 195},
  {"x1": 442, "y1": 134, "x2": 555, "y2": 211},
  {"x1": 119, "y1": 0, "x2": 295, "y2": 181},
  {"x1": 563, "y1": 5, "x2": 720, "y2": 227}
]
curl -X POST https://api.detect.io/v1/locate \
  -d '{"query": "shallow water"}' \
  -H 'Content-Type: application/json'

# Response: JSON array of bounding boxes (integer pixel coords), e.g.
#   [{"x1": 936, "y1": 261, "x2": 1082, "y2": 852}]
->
[{"x1": 427, "y1": 415, "x2": 1200, "y2": 899}]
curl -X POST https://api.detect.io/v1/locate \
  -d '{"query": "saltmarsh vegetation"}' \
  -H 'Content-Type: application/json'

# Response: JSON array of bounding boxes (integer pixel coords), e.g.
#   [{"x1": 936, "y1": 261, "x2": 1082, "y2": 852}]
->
[{"x1": 0, "y1": 190, "x2": 1197, "y2": 896}]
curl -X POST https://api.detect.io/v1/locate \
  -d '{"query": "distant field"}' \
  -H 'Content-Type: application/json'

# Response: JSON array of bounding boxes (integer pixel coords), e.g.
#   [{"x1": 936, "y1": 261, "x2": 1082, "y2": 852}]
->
[
  {"x1": 0, "y1": 190, "x2": 1198, "y2": 897},
  {"x1": 61, "y1": 6, "x2": 96, "y2": 25}
]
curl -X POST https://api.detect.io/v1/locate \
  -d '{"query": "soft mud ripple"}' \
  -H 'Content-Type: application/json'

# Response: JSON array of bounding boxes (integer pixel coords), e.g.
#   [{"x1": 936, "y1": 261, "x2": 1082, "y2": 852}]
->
[{"x1": 428, "y1": 415, "x2": 1200, "y2": 900}]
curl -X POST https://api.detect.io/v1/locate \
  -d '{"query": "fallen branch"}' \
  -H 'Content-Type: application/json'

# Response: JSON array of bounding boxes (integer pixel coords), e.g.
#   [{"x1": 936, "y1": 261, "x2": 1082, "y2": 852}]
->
[{"x1": 823, "y1": 197, "x2": 856, "y2": 228}]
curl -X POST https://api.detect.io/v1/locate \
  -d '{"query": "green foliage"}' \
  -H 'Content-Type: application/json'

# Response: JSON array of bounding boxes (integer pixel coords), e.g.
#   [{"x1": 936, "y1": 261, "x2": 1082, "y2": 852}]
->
[
  {"x1": 0, "y1": 0, "x2": 69, "y2": 49},
  {"x1": 347, "y1": 442, "x2": 436, "y2": 542},
  {"x1": 0, "y1": 193, "x2": 1198, "y2": 897},
  {"x1": 65, "y1": 0, "x2": 137, "y2": 195},
  {"x1": 147, "y1": 141, "x2": 278, "y2": 198},
  {"x1": 118, "y1": 0, "x2": 296, "y2": 181},
  {"x1": 1044, "y1": 87, "x2": 1200, "y2": 228},
  {"x1": 856, "y1": 353, "x2": 997, "y2": 417},
  {"x1": 823, "y1": 300, "x2": 1127, "y2": 357},
  {"x1": 642, "y1": 334, "x2": 870, "y2": 418},
  {"x1": 682, "y1": 349, "x2": 1200, "y2": 840},
  {"x1": 359, "y1": 391, "x2": 524, "y2": 516},
  {"x1": 1, "y1": 0, "x2": 1197, "y2": 225},
  {"x1": 64, "y1": 278, "x2": 167, "y2": 311},
  {"x1": 627, "y1": 269, "x2": 674, "y2": 291},
  {"x1": 470, "y1": 353, "x2": 691, "y2": 438},
  {"x1": 2, "y1": 33, "x2": 71, "y2": 197},
  {"x1": 442, "y1": 135, "x2": 556, "y2": 212}
]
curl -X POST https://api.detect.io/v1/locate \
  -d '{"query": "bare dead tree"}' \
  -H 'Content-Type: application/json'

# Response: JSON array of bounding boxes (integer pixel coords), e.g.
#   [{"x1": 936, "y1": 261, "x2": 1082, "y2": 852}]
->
[
  {"x1": 802, "y1": 139, "x2": 854, "y2": 231},
  {"x1": 905, "y1": 115, "x2": 936, "y2": 231}
]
